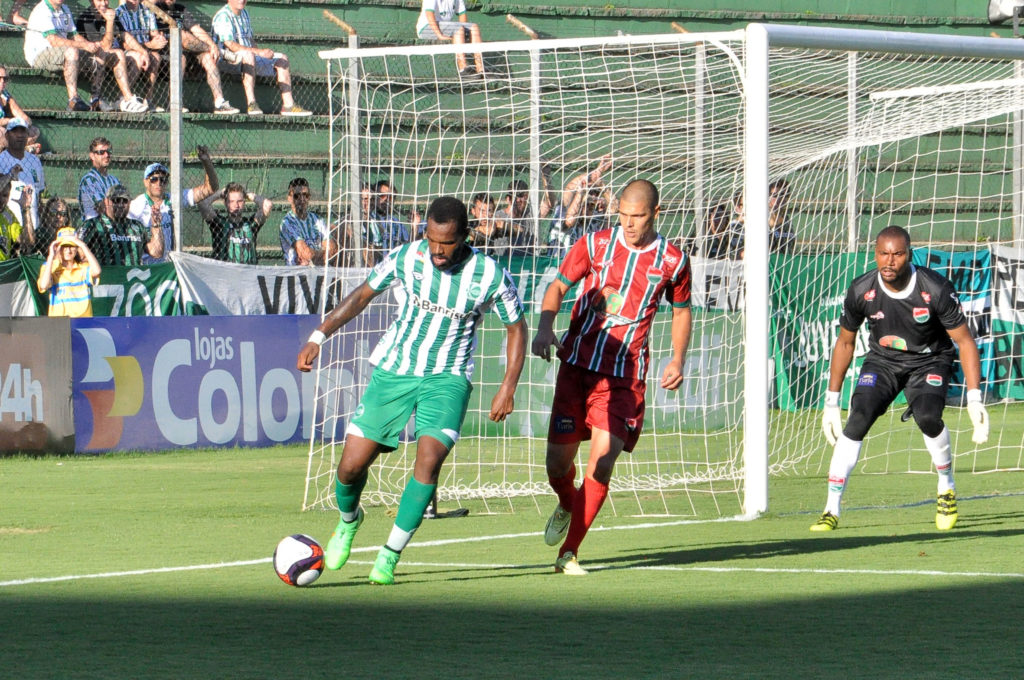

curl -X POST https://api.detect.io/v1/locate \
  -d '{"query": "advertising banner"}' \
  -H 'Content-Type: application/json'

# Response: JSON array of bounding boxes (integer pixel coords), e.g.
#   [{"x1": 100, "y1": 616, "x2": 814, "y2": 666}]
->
[
  {"x1": 990, "y1": 244, "x2": 1024, "y2": 399},
  {"x1": 0, "y1": 257, "x2": 39, "y2": 316},
  {"x1": 70, "y1": 314, "x2": 389, "y2": 452},
  {"x1": 0, "y1": 317, "x2": 73, "y2": 452}
]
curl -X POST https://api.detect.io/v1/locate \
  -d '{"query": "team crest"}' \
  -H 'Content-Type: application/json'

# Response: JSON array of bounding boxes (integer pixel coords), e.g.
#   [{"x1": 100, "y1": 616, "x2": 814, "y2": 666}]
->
[
  {"x1": 926, "y1": 374, "x2": 943, "y2": 387},
  {"x1": 864, "y1": 289, "x2": 876, "y2": 301},
  {"x1": 912, "y1": 307, "x2": 930, "y2": 323},
  {"x1": 598, "y1": 287, "x2": 625, "y2": 315},
  {"x1": 921, "y1": 291, "x2": 931, "y2": 303}
]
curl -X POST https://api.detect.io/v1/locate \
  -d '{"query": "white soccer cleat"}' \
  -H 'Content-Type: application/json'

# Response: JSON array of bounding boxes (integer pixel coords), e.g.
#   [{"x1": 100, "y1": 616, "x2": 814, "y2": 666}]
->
[
  {"x1": 555, "y1": 551, "x2": 587, "y2": 576},
  {"x1": 543, "y1": 503, "x2": 571, "y2": 546}
]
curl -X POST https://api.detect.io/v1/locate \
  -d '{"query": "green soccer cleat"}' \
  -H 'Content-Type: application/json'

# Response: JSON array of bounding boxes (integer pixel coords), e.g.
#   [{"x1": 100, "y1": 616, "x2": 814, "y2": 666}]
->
[
  {"x1": 810, "y1": 511, "x2": 839, "y2": 532},
  {"x1": 324, "y1": 507, "x2": 364, "y2": 570},
  {"x1": 369, "y1": 546, "x2": 401, "y2": 585},
  {"x1": 544, "y1": 503, "x2": 571, "y2": 546},
  {"x1": 554, "y1": 550, "x2": 588, "y2": 576},
  {"x1": 936, "y1": 490, "x2": 958, "y2": 530}
]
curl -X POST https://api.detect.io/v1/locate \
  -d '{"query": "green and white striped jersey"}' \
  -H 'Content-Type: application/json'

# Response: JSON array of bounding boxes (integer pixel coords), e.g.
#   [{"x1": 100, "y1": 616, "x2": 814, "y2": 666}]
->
[{"x1": 367, "y1": 240, "x2": 523, "y2": 379}]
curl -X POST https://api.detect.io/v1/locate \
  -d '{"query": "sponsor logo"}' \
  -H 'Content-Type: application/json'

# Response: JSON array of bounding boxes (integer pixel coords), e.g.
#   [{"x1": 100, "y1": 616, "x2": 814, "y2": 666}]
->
[
  {"x1": 880, "y1": 335, "x2": 908, "y2": 351},
  {"x1": 412, "y1": 272, "x2": 423, "y2": 281},
  {"x1": 912, "y1": 307, "x2": 930, "y2": 323},
  {"x1": 926, "y1": 374, "x2": 943, "y2": 387},
  {"x1": 864, "y1": 289, "x2": 876, "y2": 301},
  {"x1": 857, "y1": 372, "x2": 877, "y2": 387},
  {"x1": 597, "y1": 237, "x2": 610, "y2": 246},
  {"x1": 409, "y1": 293, "x2": 472, "y2": 321},
  {"x1": 664, "y1": 254, "x2": 679, "y2": 266},
  {"x1": 468, "y1": 283, "x2": 483, "y2": 298},
  {"x1": 554, "y1": 415, "x2": 575, "y2": 433},
  {"x1": 921, "y1": 291, "x2": 931, "y2": 303},
  {"x1": 869, "y1": 311, "x2": 885, "y2": 320},
  {"x1": 77, "y1": 323, "x2": 316, "y2": 450}
]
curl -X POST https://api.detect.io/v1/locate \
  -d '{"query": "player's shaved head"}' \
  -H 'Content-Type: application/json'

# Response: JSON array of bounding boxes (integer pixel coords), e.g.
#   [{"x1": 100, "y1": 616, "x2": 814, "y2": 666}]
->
[
  {"x1": 876, "y1": 225, "x2": 910, "y2": 248},
  {"x1": 620, "y1": 179, "x2": 659, "y2": 209}
]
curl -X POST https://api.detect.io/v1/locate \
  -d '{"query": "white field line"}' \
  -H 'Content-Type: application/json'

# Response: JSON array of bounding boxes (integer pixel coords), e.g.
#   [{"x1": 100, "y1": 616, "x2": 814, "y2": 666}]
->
[{"x1": 3, "y1": 514, "x2": 1021, "y2": 587}]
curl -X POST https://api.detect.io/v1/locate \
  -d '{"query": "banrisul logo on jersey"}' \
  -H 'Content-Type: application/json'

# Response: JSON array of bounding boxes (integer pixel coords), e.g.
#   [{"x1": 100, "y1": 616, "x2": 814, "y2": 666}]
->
[{"x1": 71, "y1": 316, "x2": 327, "y2": 452}]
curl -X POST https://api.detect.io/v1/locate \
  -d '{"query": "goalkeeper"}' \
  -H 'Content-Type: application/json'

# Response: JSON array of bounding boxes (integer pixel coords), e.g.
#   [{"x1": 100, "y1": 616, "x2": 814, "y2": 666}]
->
[
  {"x1": 813, "y1": 225, "x2": 987, "y2": 533},
  {"x1": 296, "y1": 196, "x2": 527, "y2": 585}
]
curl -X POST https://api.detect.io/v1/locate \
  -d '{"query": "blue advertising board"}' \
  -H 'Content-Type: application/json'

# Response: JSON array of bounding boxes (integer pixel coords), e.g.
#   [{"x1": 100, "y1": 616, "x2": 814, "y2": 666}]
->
[{"x1": 70, "y1": 314, "x2": 386, "y2": 452}]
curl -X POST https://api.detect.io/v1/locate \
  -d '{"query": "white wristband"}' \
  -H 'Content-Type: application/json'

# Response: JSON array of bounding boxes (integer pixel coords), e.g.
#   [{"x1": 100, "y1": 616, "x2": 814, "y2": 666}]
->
[
  {"x1": 308, "y1": 330, "x2": 327, "y2": 347},
  {"x1": 824, "y1": 391, "x2": 840, "y2": 408},
  {"x1": 967, "y1": 388, "x2": 982, "y2": 404}
]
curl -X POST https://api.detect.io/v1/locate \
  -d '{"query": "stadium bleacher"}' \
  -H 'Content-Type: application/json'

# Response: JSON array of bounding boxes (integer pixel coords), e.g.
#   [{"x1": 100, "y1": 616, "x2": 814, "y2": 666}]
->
[{"x1": 0, "y1": 1, "x2": 1005, "y2": 261}]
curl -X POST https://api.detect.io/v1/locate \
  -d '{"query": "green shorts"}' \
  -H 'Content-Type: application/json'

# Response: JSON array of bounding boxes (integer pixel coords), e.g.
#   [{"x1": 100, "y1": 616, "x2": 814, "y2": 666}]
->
[{"x1": 348, "y1": 369, "x2": 473, "y2": 451}]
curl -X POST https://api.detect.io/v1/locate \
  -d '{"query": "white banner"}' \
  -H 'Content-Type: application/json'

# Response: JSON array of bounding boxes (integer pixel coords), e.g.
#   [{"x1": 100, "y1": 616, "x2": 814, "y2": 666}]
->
[
  {"x1": 0, "y1": 280, "x2": 37, "y2": 316},
  {"x1": 991, "y1": 243, "x2": 1024, "y2": 326},
  {"x1": 170, "y1": 252, "x2": 370, "y2": 315},
  {"x1": 689, "y1": 256, "x2": 745, "y2": 312}
]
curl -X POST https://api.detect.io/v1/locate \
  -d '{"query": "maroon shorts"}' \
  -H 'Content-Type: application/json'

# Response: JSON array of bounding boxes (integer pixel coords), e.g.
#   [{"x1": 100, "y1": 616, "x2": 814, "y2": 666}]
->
[{"x1": 547, "y1": 361, "x2": 647, "y2": 452}]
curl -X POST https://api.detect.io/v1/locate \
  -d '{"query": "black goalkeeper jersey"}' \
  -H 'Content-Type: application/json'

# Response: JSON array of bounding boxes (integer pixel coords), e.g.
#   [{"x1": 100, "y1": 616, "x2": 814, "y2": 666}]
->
[{"x1": 840, "y1": 265, "x2": 966, "y2": 361}]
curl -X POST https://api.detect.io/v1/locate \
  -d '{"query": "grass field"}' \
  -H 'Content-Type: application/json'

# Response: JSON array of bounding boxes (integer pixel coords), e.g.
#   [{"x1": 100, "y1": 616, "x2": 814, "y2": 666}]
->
[{"x1": 3, "y1": 446, "x2": 1024, "y2": 679}]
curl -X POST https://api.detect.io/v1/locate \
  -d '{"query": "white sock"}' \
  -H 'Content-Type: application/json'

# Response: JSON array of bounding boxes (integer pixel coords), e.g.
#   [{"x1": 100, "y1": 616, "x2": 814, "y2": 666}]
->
[
  {"x1": 384, "y1": 525, "x2": 415, "y2": 553},
  {"x1": 824, "y1": 434, "x2": 862, "y2": 516},
  {"x1": 923, "y1": 426, "x2": 955, "y2": 494}
]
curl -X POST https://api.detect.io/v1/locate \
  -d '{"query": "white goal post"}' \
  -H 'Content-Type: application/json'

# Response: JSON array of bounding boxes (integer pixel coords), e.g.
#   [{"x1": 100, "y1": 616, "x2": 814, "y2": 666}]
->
[{"x1": 304, "y1": 25, "x2": 1024, "y2": 516}]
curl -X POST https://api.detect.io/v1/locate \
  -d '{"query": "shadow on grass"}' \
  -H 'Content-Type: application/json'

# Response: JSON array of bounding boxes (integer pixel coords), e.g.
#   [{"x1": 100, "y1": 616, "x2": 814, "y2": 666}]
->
[{"x1": 4, "y1": 578, "x2": 1024, "y2": 680}]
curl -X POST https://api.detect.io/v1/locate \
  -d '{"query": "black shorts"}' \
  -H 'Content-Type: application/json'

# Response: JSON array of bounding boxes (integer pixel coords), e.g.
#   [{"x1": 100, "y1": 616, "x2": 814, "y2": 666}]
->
[{"x1": 852, "y1": 351, "x2": 953, "y2": 409}]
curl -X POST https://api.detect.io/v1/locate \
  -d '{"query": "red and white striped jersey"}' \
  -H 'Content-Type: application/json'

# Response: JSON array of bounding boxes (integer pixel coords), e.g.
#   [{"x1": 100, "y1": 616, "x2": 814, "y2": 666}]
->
[{"x1": 556, "y1": 226, "x2": 691, "y2": 380}]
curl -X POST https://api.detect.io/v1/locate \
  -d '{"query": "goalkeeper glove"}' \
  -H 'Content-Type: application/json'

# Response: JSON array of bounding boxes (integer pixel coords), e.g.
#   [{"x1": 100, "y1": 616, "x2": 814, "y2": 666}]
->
[
  {"x1": 822, "y1": 390, "x2": 842, "y2": 446},
  {"x1": 966, "y1": 389, "x2": 989, "y2": 445}
]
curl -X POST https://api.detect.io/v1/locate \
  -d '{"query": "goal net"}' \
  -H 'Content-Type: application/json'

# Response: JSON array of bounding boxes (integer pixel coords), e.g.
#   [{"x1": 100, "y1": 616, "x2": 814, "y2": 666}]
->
[{"x1": 305, "y1": 26, "x2": 1024, "y2": 515}]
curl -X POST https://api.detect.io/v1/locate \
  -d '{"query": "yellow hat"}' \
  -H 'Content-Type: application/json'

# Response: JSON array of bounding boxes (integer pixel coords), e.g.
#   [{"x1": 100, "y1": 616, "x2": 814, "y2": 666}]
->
[{"x1": 55, "y1": 227, "x2": 77, "y2": 248}]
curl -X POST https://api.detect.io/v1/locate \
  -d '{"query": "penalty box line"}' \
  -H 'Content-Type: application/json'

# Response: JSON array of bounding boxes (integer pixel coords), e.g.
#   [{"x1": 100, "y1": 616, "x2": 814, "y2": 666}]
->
[{"x1": 0, "y1": 515, "x2": 744, "y2": 589}]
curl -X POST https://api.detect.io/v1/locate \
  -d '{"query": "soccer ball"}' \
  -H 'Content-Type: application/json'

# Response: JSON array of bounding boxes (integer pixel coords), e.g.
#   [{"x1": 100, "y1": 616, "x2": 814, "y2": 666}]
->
[{"x1": 273, "y1": 534, "x2": 324, "y2": 587}]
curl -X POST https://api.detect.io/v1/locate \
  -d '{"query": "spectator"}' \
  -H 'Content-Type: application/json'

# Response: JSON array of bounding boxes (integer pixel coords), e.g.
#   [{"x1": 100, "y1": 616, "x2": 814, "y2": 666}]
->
[
  {"x1": 5, "y1": 0, "x2": 29, "y2": 26},
  {"x1": 280, "y1": 177, "x2": 337, "y2": 266},
  {"x1": 0, "y1": 170, "x2": 33, "y2": 260},
  {"x1": 78, "y1": 184, "x2": 162, "y2": 266},
  {"x1": 701, "y1": 202, "x2": 742, "y2": 260},
  {"x1": 494, "y1": 177, "x2": 551, "y2": 255},
  {"x1": 198, "y1": 181, "x2": 270, "y2": 264},
  {"x1": 37, "y1": 227, "x2": 101, "y2": 317},
  {"x1": 25, "y1": 0, "x2": 147, "y2": 113},
  {"x1": 0, "y1": 66, "x2": 41, "y2": 153},
  {"x1": 153, "y1": 0, "x2": 239, "y2": 114},
  {"x1": 468, "y1": 192, "x2": 506, "y2": 256},
  {"x1": 78, "y1": 137, "x2": 120, "y2": 222},
  {"x1": 355, "y1": 182, "x2": 384, "y2": 266},
  {"x1": 0, "y1": 118, "x2": 42, "y2": 229},
  {"x1": 129, "y1": 146, "x2": 219, "y2": 264},
  {"x1": 370, "y1": 179, "x2": 410, "y2": 251},
  {"x1": 768, "y1": 178, "x2": 796, "y2": 253},
  {"x1": 34, "y1": 196, "x2": 71, "y2": 256},
  {"x1": 546, "y1": 155, "x2": 615, "y2": 258},
  {"x1": 114, "y1": 0, "x2": 165, "y2": 110},
  {"x1": 211, "y1": 0, "x2": 310, "y2": 116},
  {"x1": 416, "y1": 0, "x2": 485, "y2": 78}
]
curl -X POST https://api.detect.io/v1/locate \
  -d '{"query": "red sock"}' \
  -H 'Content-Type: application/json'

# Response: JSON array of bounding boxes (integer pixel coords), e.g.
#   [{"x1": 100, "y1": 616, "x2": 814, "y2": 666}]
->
[
  {"x1": 548, "y1": 463, "x2": 577, "y2": 511},
  {"x1": 561, "y1": 475, "x2": 608, "y2": 556}
]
